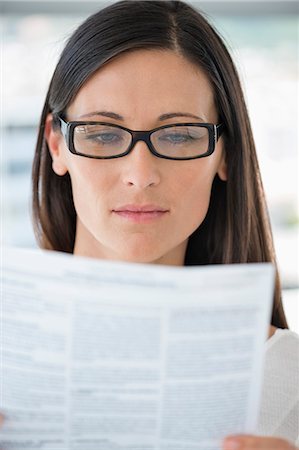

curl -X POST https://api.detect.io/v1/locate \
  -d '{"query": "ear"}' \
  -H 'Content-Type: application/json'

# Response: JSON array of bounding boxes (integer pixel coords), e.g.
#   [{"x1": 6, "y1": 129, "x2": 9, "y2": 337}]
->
[
  {"x1": 217, "y1": 150, "x2": 228, "y2": 181},
  {"x1": 45, "y1": 114, "x2": 68, "y2": 176}
]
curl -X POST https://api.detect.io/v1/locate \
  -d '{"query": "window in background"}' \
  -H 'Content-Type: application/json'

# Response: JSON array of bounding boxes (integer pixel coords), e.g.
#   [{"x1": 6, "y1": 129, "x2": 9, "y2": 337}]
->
[{"x1": 1, "y1": 2, "x2": 298, "y2": 330}]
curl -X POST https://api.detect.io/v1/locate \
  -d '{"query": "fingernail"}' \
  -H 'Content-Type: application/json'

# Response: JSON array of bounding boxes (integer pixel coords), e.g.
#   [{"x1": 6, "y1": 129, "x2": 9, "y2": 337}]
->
[{"x1": 223, "y1": 438, "x2": 241, "y2": 450}]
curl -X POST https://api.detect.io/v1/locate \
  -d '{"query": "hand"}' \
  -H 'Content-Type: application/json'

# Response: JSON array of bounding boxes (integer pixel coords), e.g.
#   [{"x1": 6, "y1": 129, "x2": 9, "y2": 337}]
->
[
  {"x1": 222, "y1": 434, "x2": 298, "y2": 449},
  {"x1": 0, "y1": 413, "x2": 3, "y2": 450}
]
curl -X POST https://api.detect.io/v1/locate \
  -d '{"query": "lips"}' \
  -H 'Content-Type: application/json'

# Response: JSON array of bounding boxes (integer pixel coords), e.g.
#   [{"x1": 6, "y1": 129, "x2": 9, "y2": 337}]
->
[
  {"x1": 112, "y1": 204, "x2": 169, "y2": 223},
  {"x1": 114, "y1": 204, "x2": 168, "y2": 213}
]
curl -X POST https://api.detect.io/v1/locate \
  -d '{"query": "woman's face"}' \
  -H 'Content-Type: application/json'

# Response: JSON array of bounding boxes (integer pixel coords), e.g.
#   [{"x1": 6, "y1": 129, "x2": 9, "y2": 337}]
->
[{"x1": 47, "y1": 49, "x2": 227, "y2": 265}]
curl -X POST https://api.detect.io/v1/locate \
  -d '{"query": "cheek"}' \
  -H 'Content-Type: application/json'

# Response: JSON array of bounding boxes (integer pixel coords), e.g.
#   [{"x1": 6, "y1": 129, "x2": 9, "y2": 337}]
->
[
  {"x1": 188, "y1": 184, "x2": 212, "y2": 225},
  {"x1": 175, "y1": 166, "x2": 216, "y2": 228},
  {"x1": 67, "y1": 162, "x2": 111, "y2": 217}
]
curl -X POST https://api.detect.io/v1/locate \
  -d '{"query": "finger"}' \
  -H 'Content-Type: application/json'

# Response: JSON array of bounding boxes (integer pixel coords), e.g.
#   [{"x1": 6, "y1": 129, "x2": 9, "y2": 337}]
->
[{"x1": 223, "y1": 434, "x2": 295, "y2": 449}]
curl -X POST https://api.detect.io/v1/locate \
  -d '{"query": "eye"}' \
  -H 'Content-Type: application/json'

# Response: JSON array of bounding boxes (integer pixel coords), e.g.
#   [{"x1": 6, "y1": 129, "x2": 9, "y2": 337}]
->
[
  {"x1": 158, "y1": 130, "x2": 200, "y2": 145},
  {"x1": 86, "y1": 132, "x2": 123, "y2": 144},
  {"x1": 161, "y1": 133, "x2": 189, "y2": 143}
]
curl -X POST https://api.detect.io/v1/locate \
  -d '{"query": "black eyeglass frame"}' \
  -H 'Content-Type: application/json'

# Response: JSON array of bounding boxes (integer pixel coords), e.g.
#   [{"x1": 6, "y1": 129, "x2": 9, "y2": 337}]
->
[{"x1": 57, "y1": 116, "x2": 224, "y2": 161}]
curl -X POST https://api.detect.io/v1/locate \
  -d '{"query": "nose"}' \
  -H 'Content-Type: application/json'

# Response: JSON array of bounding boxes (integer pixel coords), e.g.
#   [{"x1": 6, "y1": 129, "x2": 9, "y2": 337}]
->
[{"x1": 122, "y1": 141, "x2": 161, "y2": 189}]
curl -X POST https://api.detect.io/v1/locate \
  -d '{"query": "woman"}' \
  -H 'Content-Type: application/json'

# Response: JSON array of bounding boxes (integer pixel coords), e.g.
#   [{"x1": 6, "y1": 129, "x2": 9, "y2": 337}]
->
[{"x1": 19, "y1": 0, "x2": 299, "y2": 448}]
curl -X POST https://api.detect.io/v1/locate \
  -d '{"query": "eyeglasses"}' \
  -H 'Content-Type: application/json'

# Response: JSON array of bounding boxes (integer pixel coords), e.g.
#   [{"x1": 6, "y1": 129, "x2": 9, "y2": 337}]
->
[{"x1": 58, "y1": 116, "x2": 223, "y2": 161}]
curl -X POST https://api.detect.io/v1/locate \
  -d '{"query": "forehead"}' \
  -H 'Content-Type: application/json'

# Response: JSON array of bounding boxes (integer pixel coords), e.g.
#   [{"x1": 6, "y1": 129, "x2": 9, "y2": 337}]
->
[{"x1": 67, "y1": 49, "x2": 217, "y2": 123}]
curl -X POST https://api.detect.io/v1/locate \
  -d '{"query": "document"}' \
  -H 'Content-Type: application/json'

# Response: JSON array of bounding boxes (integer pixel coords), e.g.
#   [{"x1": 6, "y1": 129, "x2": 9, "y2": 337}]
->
[{"x1": 0, "y1": 247, "x2": 274, "y2": 450}]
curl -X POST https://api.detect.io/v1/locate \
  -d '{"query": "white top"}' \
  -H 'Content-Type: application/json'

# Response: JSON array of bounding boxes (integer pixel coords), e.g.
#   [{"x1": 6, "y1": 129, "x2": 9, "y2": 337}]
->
[{"x1": 257, "y1": 328, "x2": 299, "y2": 446}]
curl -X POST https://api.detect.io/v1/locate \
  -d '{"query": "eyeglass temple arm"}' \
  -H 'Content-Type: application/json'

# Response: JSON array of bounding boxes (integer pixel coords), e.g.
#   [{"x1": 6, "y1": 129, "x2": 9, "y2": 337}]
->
[
  {"x1": 216, "y1": 123, "x2": 224, "y2": 140},
  {"x1": 57, "y1": 116, "x2": 68, "y2": 138}
]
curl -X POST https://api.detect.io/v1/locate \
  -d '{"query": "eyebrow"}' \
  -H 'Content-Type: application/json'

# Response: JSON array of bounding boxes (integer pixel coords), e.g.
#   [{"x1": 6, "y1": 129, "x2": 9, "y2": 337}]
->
[{"x1": 78, "y1": 111, "x2": 205, "y2": 122}]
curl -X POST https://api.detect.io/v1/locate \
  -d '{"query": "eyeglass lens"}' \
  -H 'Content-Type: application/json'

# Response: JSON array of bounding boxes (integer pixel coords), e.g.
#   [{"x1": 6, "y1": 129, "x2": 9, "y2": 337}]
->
[{"x1": 73, "y1": 124, "x2": 210, "y2": 158}]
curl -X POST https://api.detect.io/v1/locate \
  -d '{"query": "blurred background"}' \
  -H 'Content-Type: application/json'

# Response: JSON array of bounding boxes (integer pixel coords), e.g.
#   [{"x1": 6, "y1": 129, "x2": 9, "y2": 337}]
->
[{"x1": 1, "y1": 0, "x2": 298, "y2": 332}]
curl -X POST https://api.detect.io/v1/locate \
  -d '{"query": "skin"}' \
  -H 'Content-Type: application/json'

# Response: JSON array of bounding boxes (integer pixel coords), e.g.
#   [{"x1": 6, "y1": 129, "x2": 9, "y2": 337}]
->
[{"x1": 45, "y1": 49, "x2": 294, "y2": 449}]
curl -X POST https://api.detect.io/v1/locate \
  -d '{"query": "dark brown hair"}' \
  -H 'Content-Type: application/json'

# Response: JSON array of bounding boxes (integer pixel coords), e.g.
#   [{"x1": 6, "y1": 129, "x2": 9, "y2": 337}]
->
[{"x1": 32, "y1": 0, "x2": 288, "y2": 329}]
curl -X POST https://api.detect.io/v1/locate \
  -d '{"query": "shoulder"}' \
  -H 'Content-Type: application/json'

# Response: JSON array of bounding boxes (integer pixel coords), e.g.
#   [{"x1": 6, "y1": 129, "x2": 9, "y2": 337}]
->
[
  {"x1": 267, "y1": 327, "x2": 299, "y2": 347},
  {"x1": 265, "y1": 327, "x2": 299, "y2": 383},
  {"x1": 264, "y1": 328, "x2": 299, "y2": 397}
]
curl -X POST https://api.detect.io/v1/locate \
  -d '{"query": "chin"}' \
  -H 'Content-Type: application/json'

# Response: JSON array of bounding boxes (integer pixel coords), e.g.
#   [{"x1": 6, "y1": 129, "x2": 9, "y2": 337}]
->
[
  {"x1": 109, "y1": 240, "x2": 166, "y2": 264},
  {"x1": 115, "y1": 249, "x2": 163, "y2": 265}
]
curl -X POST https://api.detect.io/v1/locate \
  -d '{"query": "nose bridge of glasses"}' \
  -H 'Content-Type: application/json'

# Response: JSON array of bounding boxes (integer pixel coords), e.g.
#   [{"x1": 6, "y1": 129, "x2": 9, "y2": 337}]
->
[{"x1": 129, "y1": 130, "x2": 154, "y2": 154}]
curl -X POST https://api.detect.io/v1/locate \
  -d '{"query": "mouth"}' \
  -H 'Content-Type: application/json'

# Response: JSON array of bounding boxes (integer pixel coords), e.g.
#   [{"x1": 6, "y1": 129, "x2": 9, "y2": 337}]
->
[{"x1": 112, "y1": 204, "x2": 169, "y2": 223}]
